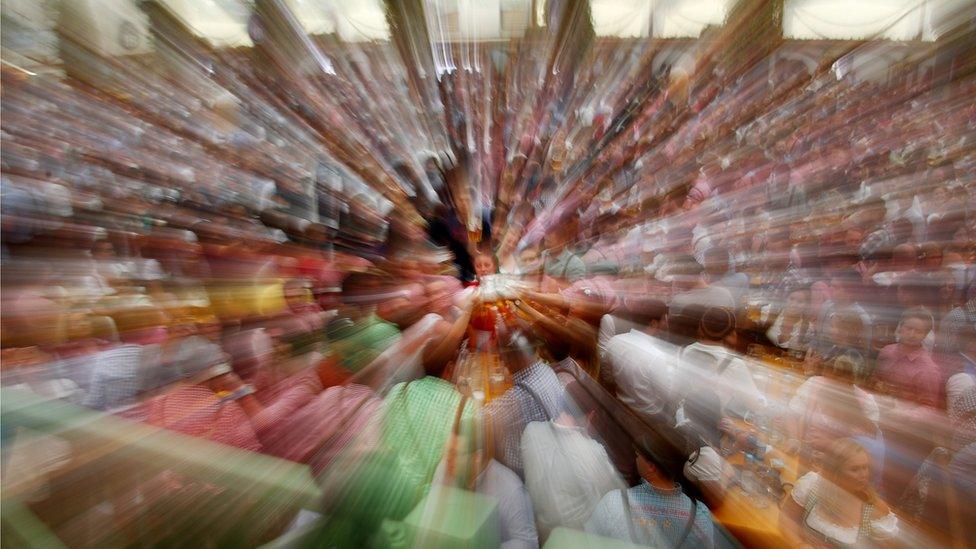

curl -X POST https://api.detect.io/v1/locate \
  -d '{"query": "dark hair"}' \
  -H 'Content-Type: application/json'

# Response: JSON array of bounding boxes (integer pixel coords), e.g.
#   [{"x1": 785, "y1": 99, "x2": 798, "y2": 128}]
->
[
  {"x1": 668, "y1": 304, "x2": 706, "y2": 340},
  {"x1": 826, "y1": 352, "x2": 865, "y2": 383},
  {"x1": 901, "y1": 306, "x2": 934, "y2": 332},
  {"x1": 700, "y1": 307, "x2": 735, "y2": 340},
  {"x1": 620, "y1": 298, "x2": 668, "y2": 325},
  {"x1": 340, "y1": 272, "x2": 383, "y2": 304},
  {"x1": 670, "y1": 254, "x2": 706, "y2": 277},
  {"x1": 830, "y1": 269, "x2": 862, "y2": 286}
]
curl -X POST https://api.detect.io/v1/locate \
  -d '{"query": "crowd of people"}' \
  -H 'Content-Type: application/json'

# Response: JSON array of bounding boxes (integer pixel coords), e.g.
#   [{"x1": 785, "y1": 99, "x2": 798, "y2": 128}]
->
[{"x1": 2, "y1": 1, "x2": 976, "y2": 548}]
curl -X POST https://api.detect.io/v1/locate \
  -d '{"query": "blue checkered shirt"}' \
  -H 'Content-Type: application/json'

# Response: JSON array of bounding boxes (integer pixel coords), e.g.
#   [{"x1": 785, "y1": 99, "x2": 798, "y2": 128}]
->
[{"x1": 484, "y1": 361, "x2": 565, "y2": 477}]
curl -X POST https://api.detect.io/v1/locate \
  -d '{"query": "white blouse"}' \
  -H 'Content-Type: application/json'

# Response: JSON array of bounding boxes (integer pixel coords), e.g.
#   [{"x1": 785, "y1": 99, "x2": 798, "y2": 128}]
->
[
  {"x1": 791, "y1": 472, "x2": 899, "y2": 545},
  {"x1": 766, "y1": 314, "x2": 808, "y2": 351}
]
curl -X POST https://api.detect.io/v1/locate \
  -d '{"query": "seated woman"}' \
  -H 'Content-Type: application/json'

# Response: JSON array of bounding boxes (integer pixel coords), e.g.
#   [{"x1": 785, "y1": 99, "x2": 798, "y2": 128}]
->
[
  {"x1": 780, "y1": 438, "x2": 898, "y2": 548},
  {"x1": 786, "y1": 355, "x2": 883, "y2": 479},
  {"x1": 766, "y1": 286, "x2": 812, "y2": 353},
  {"x1": 585, "y1": 447, "x2": 717, "y2": 548},
  {"x1": 522, "y1": 415, "x2": 625, "y2": 540}
]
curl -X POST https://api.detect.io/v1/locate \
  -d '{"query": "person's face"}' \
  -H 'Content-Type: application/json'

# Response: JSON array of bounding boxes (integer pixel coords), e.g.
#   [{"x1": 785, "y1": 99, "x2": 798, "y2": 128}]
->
[
  {"x1": 284, "y1": 281, "x2": 312, "y2": 307},
  {"x1": 635, "y1": 453, "x2": 657, "y2": 483},
  {"x1": 830, "y1": 318, "x2": 859, "y2": 347},
  {"x1": 518, "y1": 249, "x2": 541, "y2": 275},
  {"x1": 785, "y1": 290, "x2": 809, "y2": 315},
  {"x1": 474, "y1": 255, "x2": 496, "y2": 278},
  {"x1": 920, "y1": 248, "x2": 942, "y2": 269},
  {"x1": 844, "y1": 228, "x2": 864, "y2": 249},
  {"x1": 897, "y1": 317, "x2": 929, "y2": 347},
  {"x1": 830, "y1": 279, "x2": 852, "y2": 302},
  {"x1": 838, "y1": 451, "x2": 871, "y2": 493},
  {"x1": 546, "y1": 221, "x2": 577, "y2": 250},
  {"x1": 92, "y1": 240, "x2": 116, "y2": 260},
  {"x1": 703, "y1": 252, "x2": 728, "y2": 277}
]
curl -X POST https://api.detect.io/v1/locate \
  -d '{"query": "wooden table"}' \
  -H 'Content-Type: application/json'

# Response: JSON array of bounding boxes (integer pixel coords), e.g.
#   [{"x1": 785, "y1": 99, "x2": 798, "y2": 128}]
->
[
  {"x1": 714, "y1": 447, "x2": 799, "y2": 548},
  {"x1": 714, "y1": 356, "x2": 804, "y2": 548}
]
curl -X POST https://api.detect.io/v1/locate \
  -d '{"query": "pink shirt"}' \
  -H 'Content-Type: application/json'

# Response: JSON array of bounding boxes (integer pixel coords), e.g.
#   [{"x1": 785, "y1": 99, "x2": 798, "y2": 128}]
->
[
  {"x1": 261, "y1": 384, "x2": 381, "y2": 474},
  {"x1": 145, "y1": 385, "x2": 263, "y2": 452},
  {"x1": 877, "y1": 343, "x2": 942, "y2": 407}
]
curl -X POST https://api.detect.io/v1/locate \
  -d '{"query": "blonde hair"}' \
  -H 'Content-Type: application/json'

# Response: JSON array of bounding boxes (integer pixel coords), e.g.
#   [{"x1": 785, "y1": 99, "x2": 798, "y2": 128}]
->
[
  {"x1": 822, "y1": 438, "x2": 868, "y2": 478},
  {"x1": 821, "y1": 438, "x2": 877, "y2": 501}
]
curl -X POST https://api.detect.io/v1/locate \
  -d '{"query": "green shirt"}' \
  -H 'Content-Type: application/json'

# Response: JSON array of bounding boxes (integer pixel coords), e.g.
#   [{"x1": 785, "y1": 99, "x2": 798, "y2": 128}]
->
[{"x1": 327, "y1": 313, "x2": 401, "y2": 372}]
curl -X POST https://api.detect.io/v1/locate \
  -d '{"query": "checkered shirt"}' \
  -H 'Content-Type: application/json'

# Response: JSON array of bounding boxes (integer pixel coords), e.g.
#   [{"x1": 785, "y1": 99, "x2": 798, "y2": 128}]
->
[
  {"x1": 83, "y1": 344, "x2": 147, "y2": 410},
  {"x1": 484, "y1": 361, "x2": 566, "y2": 477}
]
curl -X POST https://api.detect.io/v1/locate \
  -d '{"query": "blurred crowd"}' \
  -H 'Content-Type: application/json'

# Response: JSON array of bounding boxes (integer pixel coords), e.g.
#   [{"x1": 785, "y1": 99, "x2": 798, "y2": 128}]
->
[{"x1": 3, "y1": 1, "x2": 976, "y2": 548}]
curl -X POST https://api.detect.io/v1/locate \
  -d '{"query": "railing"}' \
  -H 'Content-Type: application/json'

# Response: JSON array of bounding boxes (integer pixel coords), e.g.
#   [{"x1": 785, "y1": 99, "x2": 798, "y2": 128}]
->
[{"x1": 1, "y1": 388, "x2": 321, "y2": 547}]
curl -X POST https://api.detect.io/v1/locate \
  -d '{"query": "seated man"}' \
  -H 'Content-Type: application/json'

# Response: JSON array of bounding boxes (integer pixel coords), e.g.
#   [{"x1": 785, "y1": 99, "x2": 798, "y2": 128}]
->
[
  {"x1": 585, "y1": 448, "x2": 717, "y2": 548},
  {"x1": 540, "y1": 213, "x2": 587, "y2": 292},
  {"x1": 597, "y1": 297, "x2": 666, "y2": 362},
  {"x1": 133, "y1": 352, "x2": 263, "y2": 452},
  {"x1": 676, "y1": 390, "x2": 736, "y2": 508},
  {"x1": 600, "y1": 299, "x2": 678, "y2": 423},
  {"x1": 521, "y1": 415, "x2": 625, "y2": 540},
  {"x1": 484, "y1": 331, "x2": 567, "y2": 477},
  {"x1": 702, "y1": 246, "x2": 748, "y2": 306},
  {"x1": 326, "y1": 273, "x2": 402, "y2": 375},
  {"x1": 224, "y1": 329, "x2": 323, "y2": 445},
  {"x1": 673, "y1": 307, "x2": 764, "y2": 420},
  {"x1": 665, "y1": 256, "x2": 736, "y2": 319}
]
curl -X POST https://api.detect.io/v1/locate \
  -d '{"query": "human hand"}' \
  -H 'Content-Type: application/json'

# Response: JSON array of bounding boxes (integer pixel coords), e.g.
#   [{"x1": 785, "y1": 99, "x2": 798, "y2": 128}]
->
[
  {"x1": 783, "y1": 438, "x2": 801, "y2": 455},
  {"x1": 210, "y1": 372, "x2": 244, "y2": 394}
]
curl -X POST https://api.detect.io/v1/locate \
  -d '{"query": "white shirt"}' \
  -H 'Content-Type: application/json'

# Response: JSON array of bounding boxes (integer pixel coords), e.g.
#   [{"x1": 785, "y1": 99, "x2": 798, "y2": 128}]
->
[
  {"x1": 670, "y1": 286, "x2": 736, "y2": 317},
  {"x1": 947, "y1": 372, "x2": 976, "y2": 415},
  {"x1": 603, "y1": 331, "x2": 678, "y2": 420},
  {"x1": 791, "y1": 472, "x2": 899, "y2": 544},
  {"x1": 684, "y1": 446, "x2": 731, "y2": 486},
  {"x1": 789, "y1": 376, "x2": 880, "y2": 424},
  {"x1": 767, "y1": 314, "x2": 809, "y2": 351},
  {"x1": 521, "y1": 421, "x2": 625, "y2": 539},
  {"x1": 676, "y1": 342, "x2": 763, "y2": 418},
  {"x1": 478, "y1": 460, "x2": 540, "y2": 549},
  {"x1": 713, "y1": 272, "x2": 750, "y2": 305},
  {"x1": 597, "y1": 314, "x2": 645, "y2": 363}
]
